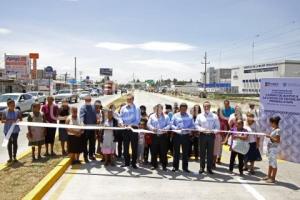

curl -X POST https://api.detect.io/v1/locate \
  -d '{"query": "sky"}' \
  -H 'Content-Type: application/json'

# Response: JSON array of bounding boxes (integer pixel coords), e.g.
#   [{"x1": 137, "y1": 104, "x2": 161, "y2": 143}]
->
[{"x1": 0, "y1": 0, "x2": 300, "y2": 83}]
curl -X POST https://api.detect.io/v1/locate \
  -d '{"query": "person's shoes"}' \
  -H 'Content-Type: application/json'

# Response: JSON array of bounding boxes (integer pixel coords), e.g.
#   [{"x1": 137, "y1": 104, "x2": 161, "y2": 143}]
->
[
  {"x1": 151, "y1": 166, "x2": 157, "y2": 170},
  {"x1": 13, "y1": 157, "x2": 18, "y2": 162},
  {"x1": 199, "y1": 169, "x2": 205, "y2": 174},
  {"x1": 84, "y1": 157, "x2": 90, "y2": 163},
  {"x1": 75, "y1": 160, "x2": 82, "y2": 164},
  {"x1": 229, "y1": 170, "x2": 234, "y2": 175},
  {"x1": 71, "y1": 160, "x2": 77, "y2": 165},
  {"x1": 132, "y1": 165, "x2": 138, "y2": 169},
  {"x1": 37, "y1": 155, "x2": 42, "y2": 160},
  {"x1": 172, "y1": 168, "x2": 178, "y2": 172},
  {"x1": 44, "y1": 152, "x2": 50, "y2": 157},
  {"x1": 262, "y1": 176, "x2": 270, "y2": 181},
  {"x1": 51, "y1": 152, "x2": 56, "y2": 156},
  {"x1": 89, "y1": 156, "x2": 96, "y2": 161},
  {"x1": 162, "y1": 167, "x2": 167, "y2": 171},
  {"x1": 249, "y1": 170, "x2": 255, "y2": 175},
  {"x1": 239, "y1": 172, "x2": 244, "y2": 176},
  {"x1": 7, "y1": 158, "x2": 13, "y2": 163},
  {"x1": 266, "y1": 179, "x2": 275, "y2": 184},
  {"x1": 121, "y1": 164, "x2": 129, "y2": 168},
  {"x1": 207, "y1": 170, "x2": 214, "y2": 174},
  {"x1": 183, "y1": 169, "x2": 191, "y2": 173}
]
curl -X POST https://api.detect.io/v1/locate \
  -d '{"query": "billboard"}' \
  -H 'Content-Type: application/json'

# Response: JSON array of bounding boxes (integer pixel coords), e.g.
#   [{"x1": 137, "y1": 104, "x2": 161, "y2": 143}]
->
[
  {"x1": 259, "y1": 78, "x2": 300, "y2": 163},
  {"x1": 44, "y1": 66, "x2": 54, "y2": 78},
  {"x1": 5, "y1": 55, "x2": 31, "y2": 79},
  {"x1": 100, "y1": 68, "x2": 113, "y2": 76}
]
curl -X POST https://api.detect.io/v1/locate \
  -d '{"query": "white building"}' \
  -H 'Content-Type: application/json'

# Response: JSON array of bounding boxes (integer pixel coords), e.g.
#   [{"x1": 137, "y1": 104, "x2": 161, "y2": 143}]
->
[{"x1": 231, "y1": 60, "x2": 300, "y2": 94}]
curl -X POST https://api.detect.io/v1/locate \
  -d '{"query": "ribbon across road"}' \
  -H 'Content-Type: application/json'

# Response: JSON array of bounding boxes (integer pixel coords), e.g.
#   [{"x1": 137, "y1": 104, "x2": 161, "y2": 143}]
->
[{"x1": 2, "y1": 121, "x2": 267, "y2": 147}]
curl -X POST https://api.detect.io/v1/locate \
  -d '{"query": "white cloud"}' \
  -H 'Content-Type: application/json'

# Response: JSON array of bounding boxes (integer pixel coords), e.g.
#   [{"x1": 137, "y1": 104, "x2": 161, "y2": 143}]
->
[
  {"x1": 128, "y1": 59, "x2": 192, "y2": 71},
  {"x1": 0, "y1": 28, "x2": 12, "y2": 35},
  {"x1": 138, "y1": 42, "x2": 195, "y2": 52},
  {"x1": 95, "y1": 42, "x2": 133, "y2": 50},
  {"x1": 95, "y1": 41, "x2": 196, "y2": 52}
]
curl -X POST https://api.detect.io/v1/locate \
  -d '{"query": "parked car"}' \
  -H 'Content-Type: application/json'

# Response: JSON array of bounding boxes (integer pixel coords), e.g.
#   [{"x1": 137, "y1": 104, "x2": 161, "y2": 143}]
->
[
  {"x1": 27, "y1": 91, "x2": 47, "y2": 104},
  {"x1": 54, "y1": 89, "x2": 78, "y2": 103},
  {"x1": 121, "y1": 88, "x2": 127, "y2": 95},
  {"x1": 79, "y1": 91, "x2": 90, "y2": 100},
  {"x1": 90, "y1": 89, "x2": 99, "y2": 97},
  {"x1": 0, "y1": 93, "x2": 35, "y2": 116}
]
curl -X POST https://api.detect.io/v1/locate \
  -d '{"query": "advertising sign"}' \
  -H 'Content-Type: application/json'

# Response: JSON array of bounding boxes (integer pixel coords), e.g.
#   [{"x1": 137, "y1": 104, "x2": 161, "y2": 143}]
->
[
  {"x1": 100, "y1": 68, "x2": 113, "y2": 76},
  {"x1": 44, "y1": 66, "x2": 54, "y2": 78},
  {"x1": 5, "y1": 55, "x2": 31, "y2": 79},
  {"x1": 259, "y1": 78, "x2": 300, "y2": 163}
]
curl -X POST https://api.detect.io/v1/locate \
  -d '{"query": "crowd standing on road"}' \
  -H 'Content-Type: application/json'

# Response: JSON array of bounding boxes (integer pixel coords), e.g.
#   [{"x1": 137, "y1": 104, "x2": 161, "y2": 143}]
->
[{"x1": 1, "y1": 93, "x2": 282, "y2": 184}]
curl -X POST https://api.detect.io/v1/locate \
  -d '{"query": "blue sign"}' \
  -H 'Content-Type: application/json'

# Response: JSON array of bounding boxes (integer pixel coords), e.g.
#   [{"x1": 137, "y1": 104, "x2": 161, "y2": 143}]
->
[
  {"x1": 44, "y1": 66, "x2": 54, "y2": 78},
  {"x1": 68, "y1": 79, "x2": 76, "y2": 84}
]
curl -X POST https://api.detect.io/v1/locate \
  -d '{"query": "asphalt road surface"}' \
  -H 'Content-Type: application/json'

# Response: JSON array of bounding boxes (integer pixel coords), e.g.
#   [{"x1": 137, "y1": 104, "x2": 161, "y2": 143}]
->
[
  {"x1": 44, "y1": 91, "x2": 300, "y2": 200},
  {"x1": 0, "y1": 94, "x2": 120, "y2": 163}
]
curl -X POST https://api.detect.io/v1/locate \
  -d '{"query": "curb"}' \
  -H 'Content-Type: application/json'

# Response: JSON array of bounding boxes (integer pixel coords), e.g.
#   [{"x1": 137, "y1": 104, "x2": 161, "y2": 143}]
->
[
  {"x1": 22, "y1": 157, "x2": 71, "y2": 200},
  {"x1": 0, "y1": 148, "x2": 32, "y2": 171}
]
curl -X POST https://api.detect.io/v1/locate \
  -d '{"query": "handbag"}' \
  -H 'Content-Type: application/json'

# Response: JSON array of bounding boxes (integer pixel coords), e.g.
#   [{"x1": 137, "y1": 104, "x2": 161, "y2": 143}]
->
[{"x1": 232, "y1": 139, "x2": 250, "y2": 155}]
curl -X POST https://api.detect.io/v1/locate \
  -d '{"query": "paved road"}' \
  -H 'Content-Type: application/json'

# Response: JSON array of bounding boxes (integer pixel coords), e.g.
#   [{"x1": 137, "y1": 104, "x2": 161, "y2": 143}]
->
[
  {"x1": 0, "y1": 94, "x2": 120, "y2": 163},
  {"x1": 44, "y1": 91, "x2": 300, "y2": 200}
]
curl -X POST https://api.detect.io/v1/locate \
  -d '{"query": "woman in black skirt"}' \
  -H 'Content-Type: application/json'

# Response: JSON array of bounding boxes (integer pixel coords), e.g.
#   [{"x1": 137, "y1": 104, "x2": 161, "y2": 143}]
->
[
  {"x1": 244, "y1": 112, "x2": 261, "y2": 174},
  {"x1": 58, "y1": 99, "x2": 70, "y2": 155},
  {"x1": 66, "y1": 107, "x2": 84, "y2": 165}
]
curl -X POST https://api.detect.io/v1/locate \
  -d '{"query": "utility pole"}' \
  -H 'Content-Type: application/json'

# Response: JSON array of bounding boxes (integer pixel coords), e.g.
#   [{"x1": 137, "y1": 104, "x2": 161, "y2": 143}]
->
[
  {"x1": 74, "y1": 57, "x2": 77, "y2": 82},
  {"x1": 201, "y1": 51, "x2": 210, "y2": 92}
]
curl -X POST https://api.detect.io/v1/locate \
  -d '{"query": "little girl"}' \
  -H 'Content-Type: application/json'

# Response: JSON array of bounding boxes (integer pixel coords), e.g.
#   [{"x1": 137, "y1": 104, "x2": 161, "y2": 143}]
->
[
  {"x1": 137, "y1": 119, "x2": 147, "y2": 164},
  {"x1": 262, "y1": 116, "x2": 281, "y2": 183},
  {"x1": 27, "y1": 102, "x2": 46, "y2": 161},
  {"x1": 102, "y1": 109, "x2": 118, "y2": 166}
]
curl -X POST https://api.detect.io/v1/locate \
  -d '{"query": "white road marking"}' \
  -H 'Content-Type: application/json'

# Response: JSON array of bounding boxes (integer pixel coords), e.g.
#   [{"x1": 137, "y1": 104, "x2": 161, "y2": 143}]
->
[{"x1": 237, "y1": 177, "x2": 266, "y2": 200}]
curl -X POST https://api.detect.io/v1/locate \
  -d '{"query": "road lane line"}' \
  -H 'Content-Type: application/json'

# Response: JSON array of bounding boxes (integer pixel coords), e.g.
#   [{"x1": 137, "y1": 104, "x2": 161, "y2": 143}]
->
[{"x1": 237, "y1": 177, "x2": 266, "y2": 200}]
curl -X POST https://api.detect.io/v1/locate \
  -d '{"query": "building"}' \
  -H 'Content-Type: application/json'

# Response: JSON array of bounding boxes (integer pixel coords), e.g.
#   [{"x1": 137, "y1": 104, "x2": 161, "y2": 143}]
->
[
  {"x1": 231, "y1": 60, "x2": 300, "y2": 94},
  {"x1": 202, "y1": 67, "x2": 232, "y2": 84}
]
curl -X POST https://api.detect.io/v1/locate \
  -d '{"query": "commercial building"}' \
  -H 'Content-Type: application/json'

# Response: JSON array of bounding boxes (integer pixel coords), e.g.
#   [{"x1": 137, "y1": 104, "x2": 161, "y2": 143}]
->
[
  {"x1": 203, "y1": 67, "x2": 232, "y2": 84},
  {"x1": 231, "y1": 60, "x2": 300, "y2": 94}
]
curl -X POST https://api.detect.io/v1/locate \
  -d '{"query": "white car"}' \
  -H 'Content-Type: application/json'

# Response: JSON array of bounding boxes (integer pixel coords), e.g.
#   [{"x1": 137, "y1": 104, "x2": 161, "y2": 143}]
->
[
  {"x1": 0, "y1": 93, "x2": 35, "y2": 116},
  {"x1": 54, "y1": 90, "x2": 79, "y2": 103},
  {"x1": 79, "y1": 91, "x2": 90, "y2": 100},
  {"x1": 27, "y1": 91, "x2": 47, "y2": 104}
]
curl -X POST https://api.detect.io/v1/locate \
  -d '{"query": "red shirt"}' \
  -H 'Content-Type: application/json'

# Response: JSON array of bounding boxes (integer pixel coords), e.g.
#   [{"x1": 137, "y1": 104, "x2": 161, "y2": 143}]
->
[{"x1": 41, "y1": 104, "x2": 58, "y2": 123}]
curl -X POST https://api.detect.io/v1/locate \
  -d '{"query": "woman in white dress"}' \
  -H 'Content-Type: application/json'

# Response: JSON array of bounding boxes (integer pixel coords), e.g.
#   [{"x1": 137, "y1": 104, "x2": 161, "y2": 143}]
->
[{"x1": 102, "y1": 109, "x2": 118, "y2": 166}]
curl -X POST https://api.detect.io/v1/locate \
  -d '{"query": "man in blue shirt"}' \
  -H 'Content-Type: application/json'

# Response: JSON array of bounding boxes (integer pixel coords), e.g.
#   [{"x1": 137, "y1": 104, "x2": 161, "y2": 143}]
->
[
  {"x1": 80, "y1": 95, "x2": 97, "y2": 163},
  {"x1": 119, "y1": 94, "x2": 141, "y2": 169},
  {"x1": 195, "y1": 101, "x2": 220, "y2": 174},
  {"x1": 171, "y1": 103, "x2": 195, "y2": 173}
]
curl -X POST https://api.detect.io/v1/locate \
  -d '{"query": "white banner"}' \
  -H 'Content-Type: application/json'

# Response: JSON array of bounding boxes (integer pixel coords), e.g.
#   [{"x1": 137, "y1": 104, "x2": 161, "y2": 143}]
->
[{"x1": 260, "y1": 78, "x2": 300, "y2": 163}]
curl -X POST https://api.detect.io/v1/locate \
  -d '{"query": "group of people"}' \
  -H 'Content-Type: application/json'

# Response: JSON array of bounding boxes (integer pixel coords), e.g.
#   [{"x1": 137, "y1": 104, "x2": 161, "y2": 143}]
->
[{"x1": 2, "y1": 93, "x2": 281, "y2": 184}]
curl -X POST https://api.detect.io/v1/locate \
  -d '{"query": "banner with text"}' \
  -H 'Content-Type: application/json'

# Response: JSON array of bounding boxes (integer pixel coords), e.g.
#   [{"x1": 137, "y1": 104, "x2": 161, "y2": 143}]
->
[{"x1": 259, "y1": 78, "x2": 300, "y2": 163}]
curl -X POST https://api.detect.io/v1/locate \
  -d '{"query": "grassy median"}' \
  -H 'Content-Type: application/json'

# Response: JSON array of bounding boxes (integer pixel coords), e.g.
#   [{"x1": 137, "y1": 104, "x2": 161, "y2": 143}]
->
[{"x1": 0, "y1": 138, "x2": 64, "y2": 200}]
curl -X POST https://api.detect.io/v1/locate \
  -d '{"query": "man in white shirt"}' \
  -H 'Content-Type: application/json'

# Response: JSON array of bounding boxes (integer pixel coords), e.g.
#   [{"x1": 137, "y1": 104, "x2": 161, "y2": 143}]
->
[{"x1": 195, "y1": 101, "x2": 220, "y2": 174}]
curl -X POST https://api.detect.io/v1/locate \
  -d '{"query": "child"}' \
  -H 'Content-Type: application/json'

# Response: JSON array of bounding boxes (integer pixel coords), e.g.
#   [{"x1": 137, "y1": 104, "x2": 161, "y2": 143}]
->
[
  {"x1": 66, "y1": 107, "x2": 84, "y2": 165},
  {"x1": 262, "y1": 116, "x2": 281, "y2": 183},
  {"x1": 102, "y1": 109, "x2": 118, "y2": 166},
  {"x1": 138, "y1": 119, "x2": 147, "y2": 164},
  {"x1": 27, "y1": 102, "x2": 46, "y2": 161},
  {"x1": 2, "y1": 98, "x2": 22, "y2": 163},
  {"x1": 224, "y1": 119, "x2": 248, "y2": 176}
]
